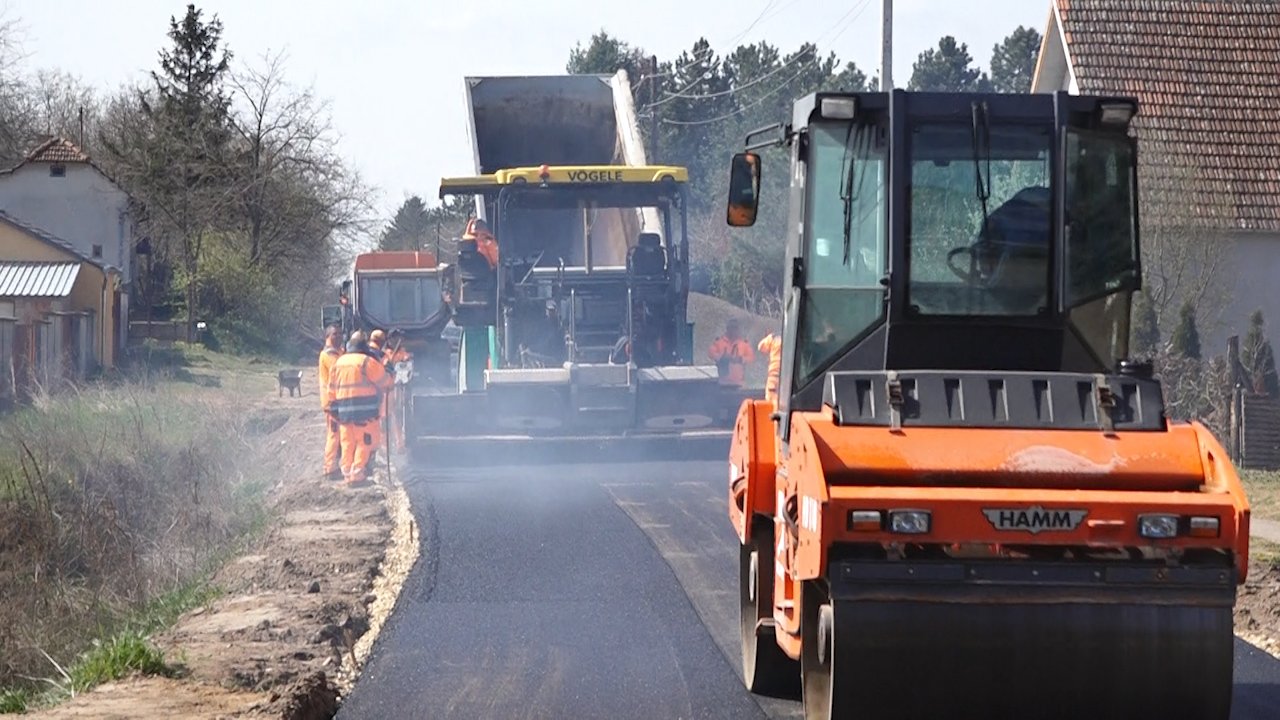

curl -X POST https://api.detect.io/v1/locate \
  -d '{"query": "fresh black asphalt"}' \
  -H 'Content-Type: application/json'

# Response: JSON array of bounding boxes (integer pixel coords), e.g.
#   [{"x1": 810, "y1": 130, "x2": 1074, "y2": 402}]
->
[{"x1": 338, "y1": 458, "x2": 1280, "y2": 719}]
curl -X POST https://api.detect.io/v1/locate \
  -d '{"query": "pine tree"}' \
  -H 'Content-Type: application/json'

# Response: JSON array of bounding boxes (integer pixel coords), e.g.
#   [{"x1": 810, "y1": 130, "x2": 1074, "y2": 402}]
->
[
  {"x1": 1171, "y1": 301, "x2": 1201, "y2": 360},
  {"x1": 136, "y1": 3, "x2": 235, "y2": 338},
  {"x1": 1242, "y1": 309, "x2": 1280, "y2": 397},
  {"x1": 379, "y1": 196, "x2": 431, "y2": 252},
  {"x1": 1131, "y1": 289, "x2": 1159, "y2": 357},
  {"x1": 908, "y1": 36, "x2": 990, "y2": 92},
  {"x1": 989, "y1": 26, "x2": 1042, "y2": 93}
]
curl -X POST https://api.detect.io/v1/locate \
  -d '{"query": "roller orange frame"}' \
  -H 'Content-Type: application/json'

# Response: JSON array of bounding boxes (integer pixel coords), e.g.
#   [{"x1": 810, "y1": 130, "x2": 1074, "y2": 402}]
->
[{"x1": 729, "y1": 400, "x2": 1252, "y2": 659}]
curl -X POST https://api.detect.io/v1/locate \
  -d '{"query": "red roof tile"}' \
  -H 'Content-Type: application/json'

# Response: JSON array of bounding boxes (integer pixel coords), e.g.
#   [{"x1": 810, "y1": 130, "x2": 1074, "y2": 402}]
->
[
  {"x1": 1056, "y1": 0, "x2": 1280, "y2": 231},
  {"x1": 25, "y1": 136, "x2": 90, "y2": 164}
]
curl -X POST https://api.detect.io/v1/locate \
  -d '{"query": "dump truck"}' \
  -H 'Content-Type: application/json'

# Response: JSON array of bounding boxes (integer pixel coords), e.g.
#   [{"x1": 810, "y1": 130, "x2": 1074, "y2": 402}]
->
[
  {"x1": 724, "y1": 90, "x2": 1251, "y2": 719},
  {"x1": 325, "y1": 250, "x2": 452, "y2": 388},
  {"x1": 408, "y1": 73, "x2": 743, "y2": 460}
]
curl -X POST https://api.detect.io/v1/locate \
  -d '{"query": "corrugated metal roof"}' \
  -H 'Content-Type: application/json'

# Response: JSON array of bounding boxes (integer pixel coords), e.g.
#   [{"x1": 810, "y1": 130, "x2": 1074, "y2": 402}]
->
[{"x1": 0, "y1": 262, "x2": 81, "y2": 297}]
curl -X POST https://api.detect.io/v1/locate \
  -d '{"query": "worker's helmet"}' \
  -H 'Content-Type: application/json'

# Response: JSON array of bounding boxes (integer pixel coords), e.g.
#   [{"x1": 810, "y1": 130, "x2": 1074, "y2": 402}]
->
[
  {"x1": 347, "y1": 330, "x2": 367, "y2": 350},
  {"x1": 370, "y1": 328, "x2": 386, "y2": 344}
]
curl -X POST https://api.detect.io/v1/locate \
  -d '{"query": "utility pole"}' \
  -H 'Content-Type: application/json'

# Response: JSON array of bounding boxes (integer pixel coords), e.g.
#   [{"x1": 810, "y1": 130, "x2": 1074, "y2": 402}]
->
[
  {"x1": 648, "y1": 55, "x2": 659, "y2": 163},
  {"x1": 881, "y1": 0, "x2": 894, "y2": 91}
]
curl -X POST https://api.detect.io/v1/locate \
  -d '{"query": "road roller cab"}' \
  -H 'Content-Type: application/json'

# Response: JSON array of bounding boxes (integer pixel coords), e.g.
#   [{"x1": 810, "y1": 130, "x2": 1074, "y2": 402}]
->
[{"x1": 724, "y1": 90, "x2": 1251, "y2": 719}]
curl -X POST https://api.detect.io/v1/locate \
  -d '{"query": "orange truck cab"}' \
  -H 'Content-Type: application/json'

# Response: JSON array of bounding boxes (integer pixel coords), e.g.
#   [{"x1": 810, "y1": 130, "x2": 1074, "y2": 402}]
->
[{"x1": 724, "y1": 90, "x2": 1249, "y2": 720}]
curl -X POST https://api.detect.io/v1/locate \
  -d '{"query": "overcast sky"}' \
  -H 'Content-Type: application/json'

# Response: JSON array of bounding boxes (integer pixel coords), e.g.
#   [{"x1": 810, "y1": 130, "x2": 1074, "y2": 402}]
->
[{"x1": 10, "y1": 0, "x2": 1048, "y2": 221}]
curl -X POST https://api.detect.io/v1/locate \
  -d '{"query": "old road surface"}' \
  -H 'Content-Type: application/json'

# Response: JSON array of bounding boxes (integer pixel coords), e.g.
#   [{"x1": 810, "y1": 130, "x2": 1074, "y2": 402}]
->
[{"x1": 338, "y1": 457, "x2": 1280, "y2": 719}]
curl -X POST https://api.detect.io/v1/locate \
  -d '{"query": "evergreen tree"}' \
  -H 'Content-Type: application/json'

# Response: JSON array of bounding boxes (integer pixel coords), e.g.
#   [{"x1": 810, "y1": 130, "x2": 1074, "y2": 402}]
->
[
  {"x1": 1171, "y1": 301, "x2": 1201, "y2": 360},
  {"x1": 566, "y1": 29, "x2": 648, "y2": 80},
  {"x1": 829, "y1": 61, "x2": 876, "y2": 92},
  {"x1": 908, "y1": 36, "x2": 990, "y2": 92},
  {"x1": 379, "y1": 196, "x2": 431, "y2": 252},
  {"x1": 135, "y1": 3, "x2": 235, "y2": 337},
  {"x1": 1131, "y1": 289, "x2": 1159, "y2": 357},
  {"x1": 1242, "y1": 309, "x2": 1280, "y2": 397},
  {"x1": 989, "y1": 26, "x2": 1042, "y2": 93}
]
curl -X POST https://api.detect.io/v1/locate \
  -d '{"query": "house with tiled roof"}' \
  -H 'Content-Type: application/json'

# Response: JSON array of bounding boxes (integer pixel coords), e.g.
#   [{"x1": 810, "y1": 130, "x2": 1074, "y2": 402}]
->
[
  {"x1": 1031, "y1": 0, "x2": 1280, "y2": 351},
  {"x1": 0, "y1": 136, "x2": 138, "y2": 349},
  {"x1": 0, "y1": 210, "x2": 121, "y2": 400}
]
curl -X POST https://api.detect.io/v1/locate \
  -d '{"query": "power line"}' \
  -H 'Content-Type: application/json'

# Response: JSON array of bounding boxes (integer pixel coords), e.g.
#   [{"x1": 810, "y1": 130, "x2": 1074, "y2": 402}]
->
[
  {"x1": 659, "y1": 0, "x2": 871, "y2": 127},
  {"x1": 640, "y1": 0, "x2": 779, "y2": 102},
  {"x1": 655, "y1": 0, "x2": 875, "y2": 124}
]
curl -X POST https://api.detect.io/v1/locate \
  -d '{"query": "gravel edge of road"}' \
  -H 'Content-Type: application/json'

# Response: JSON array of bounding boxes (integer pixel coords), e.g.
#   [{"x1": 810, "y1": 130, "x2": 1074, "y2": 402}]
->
[{"x1": 334, "y1": 462, "x2": 421, "y2": 699}]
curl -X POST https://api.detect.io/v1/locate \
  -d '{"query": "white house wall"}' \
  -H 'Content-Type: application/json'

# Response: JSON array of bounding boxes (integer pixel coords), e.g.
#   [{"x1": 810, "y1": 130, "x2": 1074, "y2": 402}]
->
[
  {"x1": 0, "y1": 164, "x2": 133, "y2": 284},
  {"x1": 1198, "y1": 232, "x2": 1280, "y2": 355}
]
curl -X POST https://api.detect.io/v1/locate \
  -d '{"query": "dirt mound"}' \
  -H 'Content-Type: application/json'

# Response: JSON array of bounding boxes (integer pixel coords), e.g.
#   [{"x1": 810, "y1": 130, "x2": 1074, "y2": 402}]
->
[{"x1": 1235, "y1": 552, "x2": 1280, "y2": 657}]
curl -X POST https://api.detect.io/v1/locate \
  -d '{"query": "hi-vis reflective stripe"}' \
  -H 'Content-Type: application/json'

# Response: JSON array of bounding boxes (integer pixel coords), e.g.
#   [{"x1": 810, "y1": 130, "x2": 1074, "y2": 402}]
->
[{"x1": 800, "y1": 496, "x2": 820, "y2": 532}]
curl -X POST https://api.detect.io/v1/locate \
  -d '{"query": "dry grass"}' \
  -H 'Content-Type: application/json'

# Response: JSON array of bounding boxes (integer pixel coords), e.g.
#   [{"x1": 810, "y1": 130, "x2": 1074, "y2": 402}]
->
[
  {"x1": 0, "y1": 347, "x2": 276, "y2": 701},
  {"x1": 1241, "y1": 470, "x2": 1280, "y2": 520}
]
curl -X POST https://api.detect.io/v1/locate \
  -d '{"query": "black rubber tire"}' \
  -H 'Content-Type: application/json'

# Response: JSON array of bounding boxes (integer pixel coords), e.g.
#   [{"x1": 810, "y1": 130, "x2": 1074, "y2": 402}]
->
[
  {"x1": 800, "y1": 581, "x2": 853, "y2": 720},
  {"x1": 738, "y1": 527, "x2": 800, "y2": 699}
]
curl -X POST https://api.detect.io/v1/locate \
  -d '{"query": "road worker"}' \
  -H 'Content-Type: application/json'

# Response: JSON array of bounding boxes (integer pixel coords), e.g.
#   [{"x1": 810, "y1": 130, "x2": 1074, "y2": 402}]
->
[
  {"x1": 462, "y1": 217, "x2": 499, "y2": 269},
  {"x1": 383, "y1": 328, "x2": 412, "y2": 453},
  {"x1": 318, "y1": 325, "x2": 344, "y2": 480},
  {"x1": 709, "y1": 318, "x2": 754, "y2": 387},
  {"x1": 758, "y1": 328, "x2": 783, "y2": 403},
  {"x1": 329, "y1": 331, "x2": 393, "y2": 486}
]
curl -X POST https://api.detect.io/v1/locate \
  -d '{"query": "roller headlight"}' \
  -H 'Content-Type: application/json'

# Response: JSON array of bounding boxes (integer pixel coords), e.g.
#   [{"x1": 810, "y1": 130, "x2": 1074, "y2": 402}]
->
[
  {"x1": 1138, "y1": 513, "x2": 1179, "y2": 539},
  {"x1": 888, "y1": 510, "x2": 931, "y2": 534}
]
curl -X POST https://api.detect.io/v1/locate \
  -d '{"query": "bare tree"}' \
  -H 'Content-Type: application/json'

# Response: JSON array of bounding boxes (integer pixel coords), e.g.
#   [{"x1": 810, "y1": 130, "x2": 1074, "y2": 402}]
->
[{"x1": 28, "y1": 69, "x2": 98, "y2": 147}]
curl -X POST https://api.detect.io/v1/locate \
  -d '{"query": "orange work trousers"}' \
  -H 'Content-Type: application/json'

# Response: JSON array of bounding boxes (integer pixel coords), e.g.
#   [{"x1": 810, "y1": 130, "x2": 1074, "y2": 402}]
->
[
  {"x1": 324, "y1": 413, "x2": 341, "y2": 474},
  {"x1": 339, "y1": 418, "x2": 380, "y2": 484}
]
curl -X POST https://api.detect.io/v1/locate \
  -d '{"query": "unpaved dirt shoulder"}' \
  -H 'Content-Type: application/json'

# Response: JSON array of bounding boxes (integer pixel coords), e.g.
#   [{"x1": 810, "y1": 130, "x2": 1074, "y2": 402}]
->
[
  {"x1": 1235, "y1": 549, "x2": 1280, "y2": 658},
  {"x1": 27, "y1": 371, "x2": 420, "y2": 720}
]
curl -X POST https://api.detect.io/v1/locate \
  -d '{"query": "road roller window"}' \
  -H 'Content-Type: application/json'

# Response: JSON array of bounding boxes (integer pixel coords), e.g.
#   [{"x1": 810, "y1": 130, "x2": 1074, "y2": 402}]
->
[
  {"x1": 1064, "y1": 128, "x2": 1139, "y2": 366},
  {"x1": 907, "y1": 122, "x2": 1052, "y2": 317},
  {"x1": 798, "y1": 120, "x2": 887, "y2": 383},
  {"x1": 1064, "y1": 129, "x2": 1139, "y2": 308}
]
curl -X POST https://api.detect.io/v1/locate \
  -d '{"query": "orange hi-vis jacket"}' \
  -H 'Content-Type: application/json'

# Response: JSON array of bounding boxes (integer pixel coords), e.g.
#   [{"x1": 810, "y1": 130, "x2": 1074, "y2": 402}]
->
[
  {"x1": 318, "y1": 344, "x2": 342, "y2": 411},
  {"x1": 384, "y1": 344, "x2": 411, "y2": 366},
  {"x1": 464, "y1": 218, "x2": 499, "y2": 269},
  {"x1": 758, "y1": 333, "x2": 782, "y2": 398},
  {"x1": 328, "y1": 351, "x2": 393, "y2": 424},
  {"x1": 709, "y1": 336, "x2": 755, "y2": 385}
]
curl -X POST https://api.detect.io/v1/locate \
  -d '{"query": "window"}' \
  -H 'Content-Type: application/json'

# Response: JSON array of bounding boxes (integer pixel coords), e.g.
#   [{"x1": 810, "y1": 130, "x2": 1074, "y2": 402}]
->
[
  {"x1": 908, "y1": 123, "x2": 1052, "y2": 316},
  {"x1": 1064, "y1": 129, "x2": 1138, "y2": 307},
  {"x1": 1064, "y1": 129, "x2": 1139, "y2": 366},
  {"x1": 50, "y1": 164, "x2": 66, "y2": 178},
  {"x1": 797, "y1": 120, "x2": 888, "y2": 383},
  {"x1": 357, "y1": 275, "x2": 442, "y2": 327},
  {"x1": 91, "y1": 244, "x2": 103, "y2": 259}
]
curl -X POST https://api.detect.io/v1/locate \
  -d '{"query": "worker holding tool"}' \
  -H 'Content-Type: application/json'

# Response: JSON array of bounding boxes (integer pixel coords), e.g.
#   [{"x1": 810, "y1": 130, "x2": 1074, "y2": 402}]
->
[
  {"x1": 757, "y1": 327, "x2": 783, "y2": 403},
  {"x1": 318, "y1": 325, "x2": 344, "y2": 480},
  {"x1": 709, "y1": 318, "x2": 755, "y2": 387},
  {"x1": 383, "y1": 328, "x2": 411, "y2": 453},
  {"x1": 462, "y1": 217, "x2": 499, "y2": 269},
  {"x1": 329, "y1": 331, "x2": 393, "y2": 487}
]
